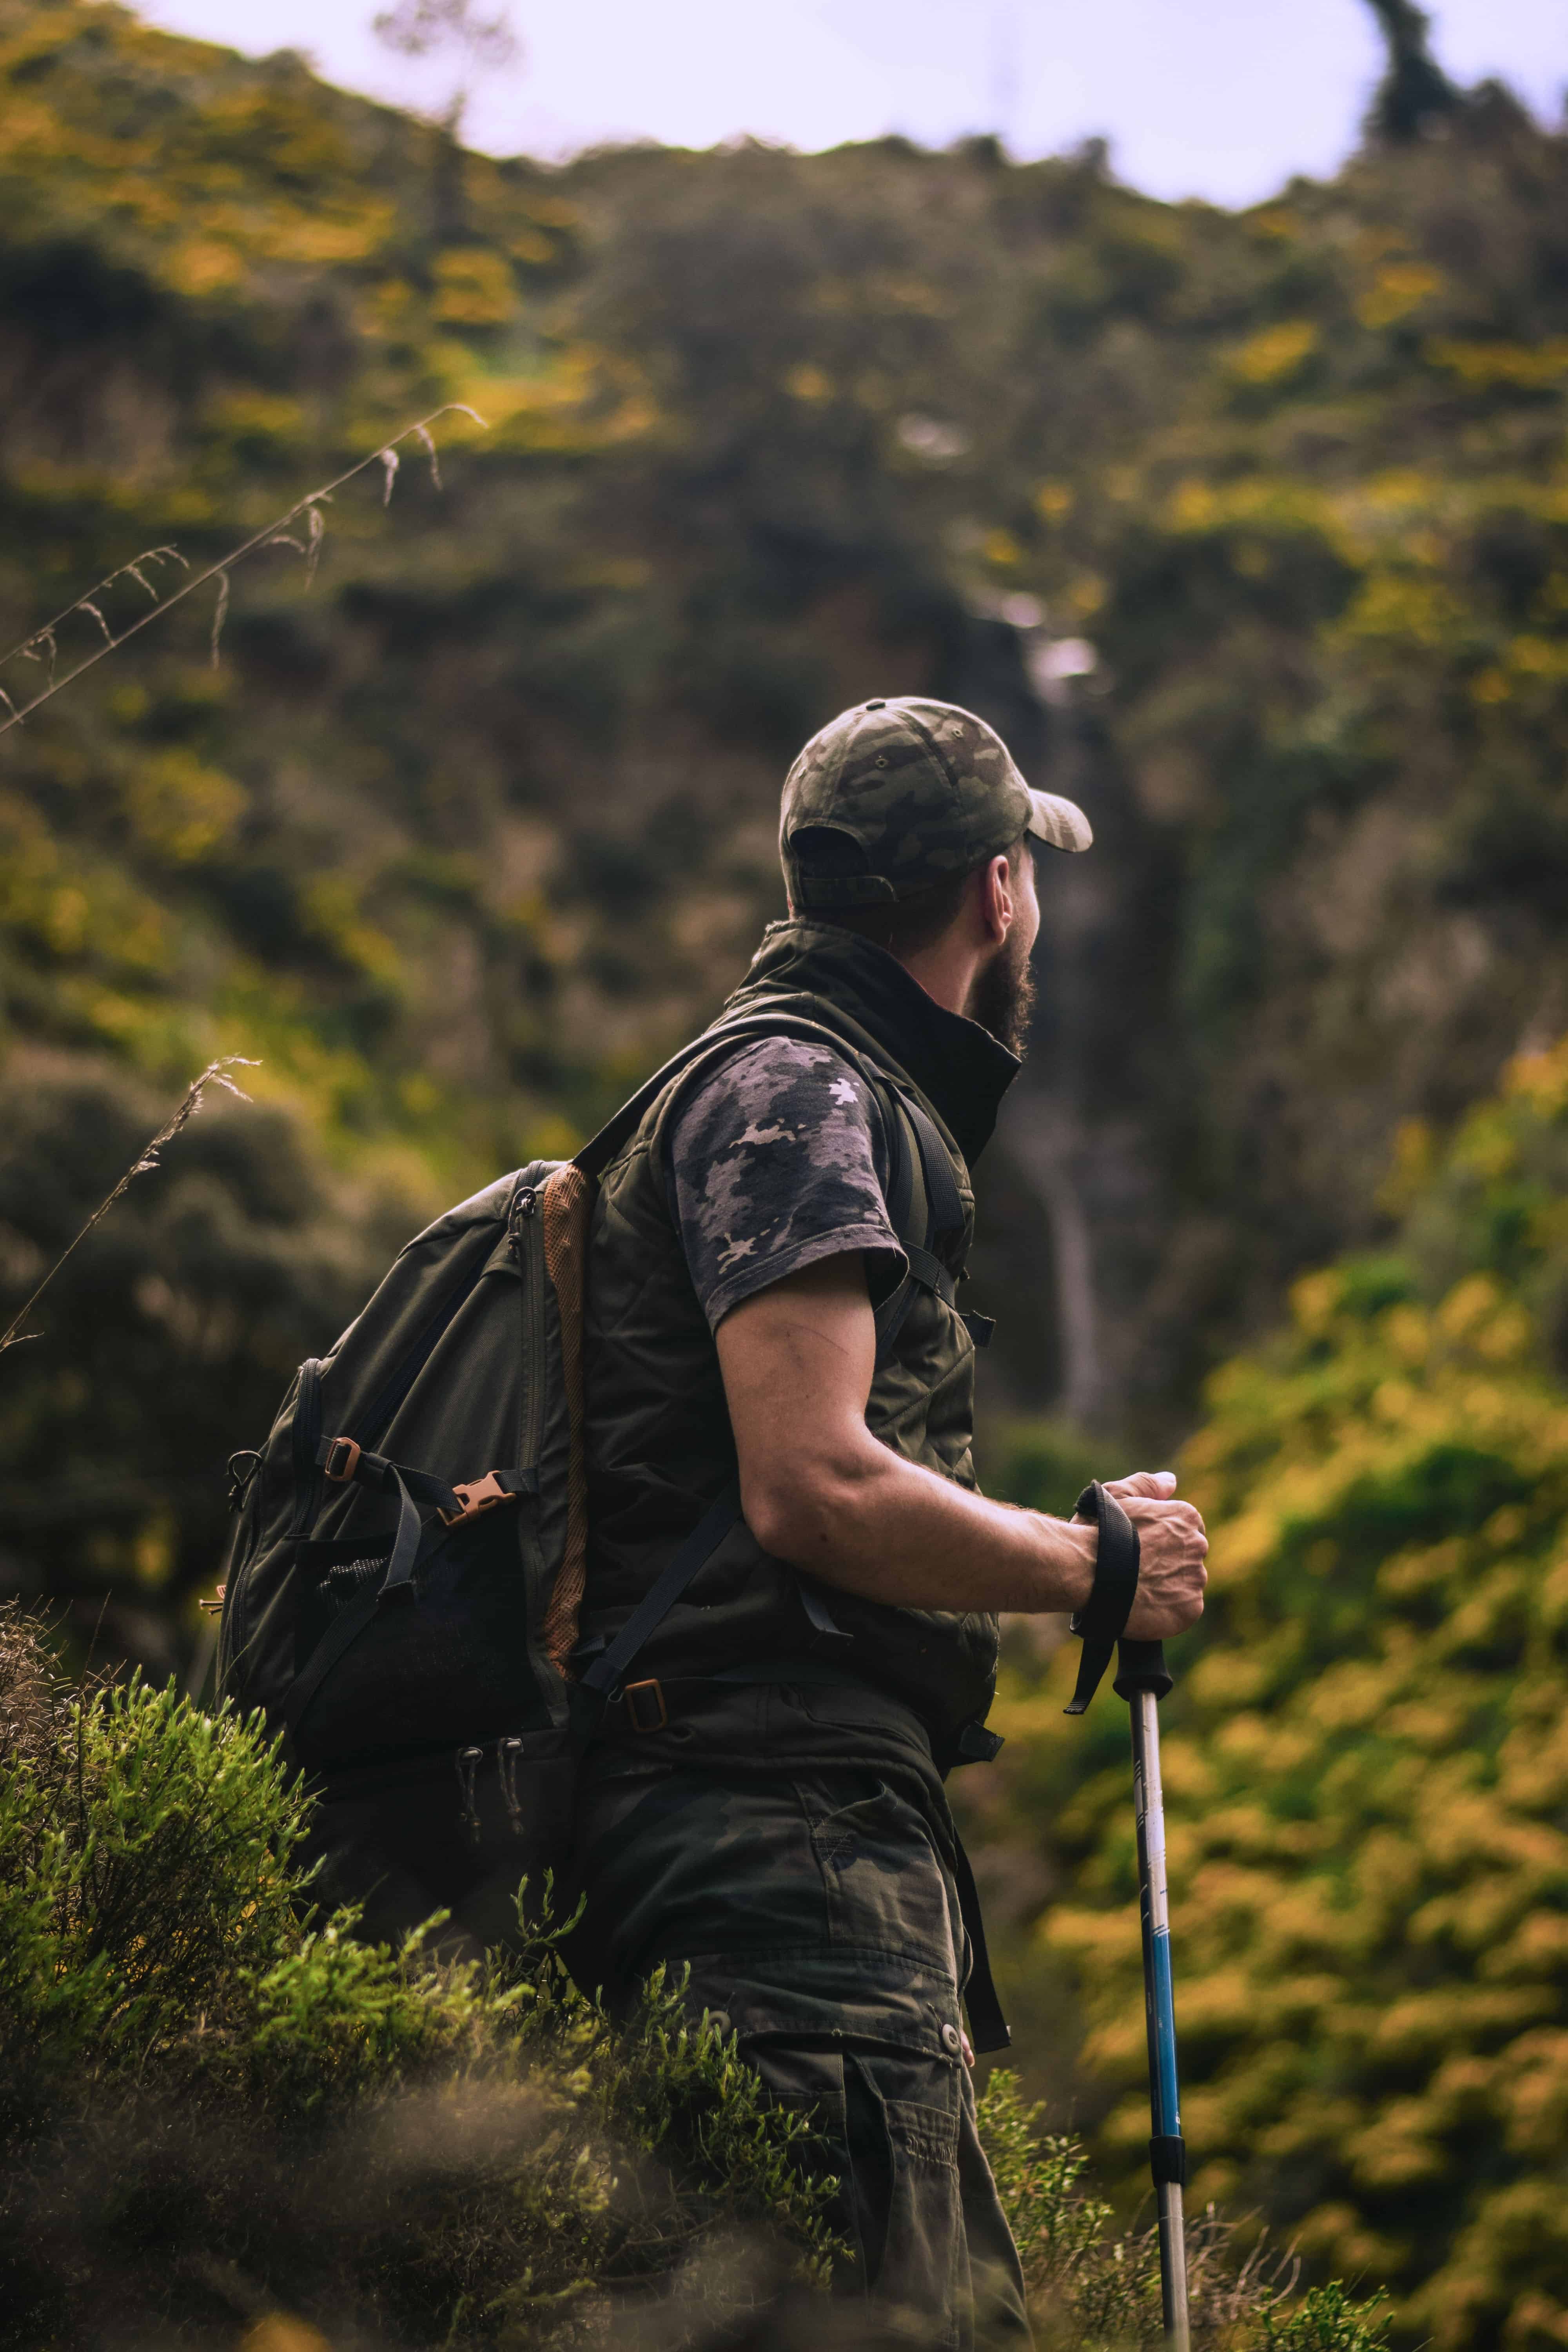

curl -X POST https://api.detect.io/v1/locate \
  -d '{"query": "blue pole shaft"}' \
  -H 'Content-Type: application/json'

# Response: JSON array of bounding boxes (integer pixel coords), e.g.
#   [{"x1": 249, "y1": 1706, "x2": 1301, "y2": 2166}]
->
[{"x1": 1131, "y1": 1689, "x2": 1190, "y2": 2352}]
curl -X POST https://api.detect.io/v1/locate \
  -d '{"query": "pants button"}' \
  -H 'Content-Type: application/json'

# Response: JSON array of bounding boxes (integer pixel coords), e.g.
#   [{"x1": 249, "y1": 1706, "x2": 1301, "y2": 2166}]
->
[{"x1": 940, "y1": 2021, "x2": 961, "y2": 2054}]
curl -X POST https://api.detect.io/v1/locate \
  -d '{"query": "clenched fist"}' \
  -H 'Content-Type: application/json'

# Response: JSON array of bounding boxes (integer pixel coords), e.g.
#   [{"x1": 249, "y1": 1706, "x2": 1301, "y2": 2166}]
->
[{"x1": 1094, "y1": 1470, "x2": 1208, "y2": 1639}]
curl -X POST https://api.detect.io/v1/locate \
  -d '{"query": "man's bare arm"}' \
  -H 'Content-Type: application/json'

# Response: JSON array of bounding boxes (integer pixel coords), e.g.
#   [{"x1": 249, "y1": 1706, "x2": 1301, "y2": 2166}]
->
[{"x1": 715, "y1": 1253, "x2": 1207, "y2": 1638}]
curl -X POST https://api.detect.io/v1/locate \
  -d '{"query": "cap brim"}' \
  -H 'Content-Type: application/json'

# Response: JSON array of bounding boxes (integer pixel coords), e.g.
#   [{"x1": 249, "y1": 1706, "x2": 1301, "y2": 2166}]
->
[{"x1": 1024, "y1": 786, "x2": 1093, "y2": 853}]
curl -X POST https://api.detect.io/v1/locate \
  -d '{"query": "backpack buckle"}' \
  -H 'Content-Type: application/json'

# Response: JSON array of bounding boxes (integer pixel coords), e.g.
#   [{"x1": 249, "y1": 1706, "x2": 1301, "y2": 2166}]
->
[
  {"x1": 322, "y1": 1437, "x2": 361, "y2": 1483},
  {"x1": 623, "y1": 1678, "x2": 668, "y2": 1733},
  {"x1": 440, "y1": 1471, "x2": 518, "y2": 1528}
]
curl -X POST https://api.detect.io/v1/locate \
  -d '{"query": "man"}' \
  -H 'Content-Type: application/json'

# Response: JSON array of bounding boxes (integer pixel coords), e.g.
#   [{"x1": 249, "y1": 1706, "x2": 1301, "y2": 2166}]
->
[{"x1": 570, "y1": 697, "x2": 1208, "y2": 2340}]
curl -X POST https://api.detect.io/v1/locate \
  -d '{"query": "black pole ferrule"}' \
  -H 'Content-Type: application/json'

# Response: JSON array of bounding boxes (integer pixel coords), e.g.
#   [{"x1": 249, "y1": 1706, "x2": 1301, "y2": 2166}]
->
[
  {"x1": 1064, "y1": 1480, "x2": 1141, "y2": 1715},
  {"x1": 1149, "y1": 2133, "x2": 1187, "y2": 2187},
  {"x1": 1114, "y1": 1638, "x2": 1174, "y2": 1700}
]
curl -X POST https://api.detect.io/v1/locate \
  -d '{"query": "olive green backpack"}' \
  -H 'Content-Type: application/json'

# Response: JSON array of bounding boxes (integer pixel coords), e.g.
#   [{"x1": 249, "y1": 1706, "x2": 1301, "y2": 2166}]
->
[{"x1": 216, "y1": 1020, "x2": 962, "y2": 1954}]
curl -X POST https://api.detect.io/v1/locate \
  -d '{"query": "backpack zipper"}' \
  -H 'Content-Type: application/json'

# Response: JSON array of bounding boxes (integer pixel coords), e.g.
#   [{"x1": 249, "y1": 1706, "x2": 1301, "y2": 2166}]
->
[{"x1": 511, "y1": 1182, "x2": 545, "y2": 1475}]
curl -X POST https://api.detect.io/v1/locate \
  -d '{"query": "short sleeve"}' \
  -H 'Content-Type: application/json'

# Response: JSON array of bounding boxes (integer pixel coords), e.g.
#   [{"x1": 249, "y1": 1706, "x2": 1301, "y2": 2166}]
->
[{"x1": 667, "y1": 1038, "x2": 907, "y2": 1330}]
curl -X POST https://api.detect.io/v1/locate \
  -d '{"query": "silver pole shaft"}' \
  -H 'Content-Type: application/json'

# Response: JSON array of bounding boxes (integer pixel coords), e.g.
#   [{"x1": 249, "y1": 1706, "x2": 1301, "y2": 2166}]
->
[{"x1": 1131, "y1": 1688, "x2": 1190, "y2": 2352}]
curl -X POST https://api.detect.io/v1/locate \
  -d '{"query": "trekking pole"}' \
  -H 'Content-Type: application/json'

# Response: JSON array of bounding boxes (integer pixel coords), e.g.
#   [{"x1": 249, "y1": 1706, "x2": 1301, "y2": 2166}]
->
[
  {"x1": 1065, "y1": 1484, "x2": 1190, "y2": 2352},
  {"x1": 1116, "y1": 1637, "x2": 1189, "y2": 2352}
]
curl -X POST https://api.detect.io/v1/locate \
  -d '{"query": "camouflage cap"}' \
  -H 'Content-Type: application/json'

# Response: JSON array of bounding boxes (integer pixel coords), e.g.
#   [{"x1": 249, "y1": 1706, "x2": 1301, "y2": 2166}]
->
[{"x1": 780, "y1": 697, "x2": 1092, "y2": 913}]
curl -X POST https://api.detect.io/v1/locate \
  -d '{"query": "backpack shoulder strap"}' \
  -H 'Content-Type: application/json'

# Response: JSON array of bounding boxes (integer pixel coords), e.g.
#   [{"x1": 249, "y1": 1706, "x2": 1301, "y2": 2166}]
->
[{"x1": 574, "y1": 1013, "x2": 837, "y2": 1181}]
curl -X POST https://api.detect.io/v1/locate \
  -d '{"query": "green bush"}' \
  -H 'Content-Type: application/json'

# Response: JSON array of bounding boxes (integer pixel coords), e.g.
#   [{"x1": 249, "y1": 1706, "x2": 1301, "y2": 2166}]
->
[
  {"x1": 0, "y1": 1607, "x2": 1394, "y2": 2349},
  {"x1": 0, "y1": 1607, "x2": 838, "y2": 2346}
]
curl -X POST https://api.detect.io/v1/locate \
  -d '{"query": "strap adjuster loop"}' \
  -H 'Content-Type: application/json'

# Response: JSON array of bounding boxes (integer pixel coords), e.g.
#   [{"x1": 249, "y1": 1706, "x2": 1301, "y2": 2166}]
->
[
  {"x1": 322, "y1": 1436, "x2": 361, "y2": 1484},
  {"x1": 623, "y1": 1678, "x2": 668, "y2": 1733}
]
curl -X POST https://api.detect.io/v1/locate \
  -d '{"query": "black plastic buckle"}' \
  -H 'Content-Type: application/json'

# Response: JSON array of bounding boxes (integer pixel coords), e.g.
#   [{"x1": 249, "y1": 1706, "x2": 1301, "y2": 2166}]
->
[{"x1": 624, "y1": 1678, "x2": 668, "y2": 1733}]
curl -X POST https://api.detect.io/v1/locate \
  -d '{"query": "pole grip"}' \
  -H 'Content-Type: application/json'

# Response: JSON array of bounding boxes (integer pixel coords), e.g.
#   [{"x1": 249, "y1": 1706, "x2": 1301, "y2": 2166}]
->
[{"x1": 1114, "y1": 1638, "x2": 1173, "y2": 1700}]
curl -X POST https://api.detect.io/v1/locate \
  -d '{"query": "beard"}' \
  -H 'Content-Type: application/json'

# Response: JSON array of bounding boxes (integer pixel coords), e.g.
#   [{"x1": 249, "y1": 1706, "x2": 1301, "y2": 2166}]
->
[{"x1": 968, "y1": 924, "x2": 1037, "y2": 1058}]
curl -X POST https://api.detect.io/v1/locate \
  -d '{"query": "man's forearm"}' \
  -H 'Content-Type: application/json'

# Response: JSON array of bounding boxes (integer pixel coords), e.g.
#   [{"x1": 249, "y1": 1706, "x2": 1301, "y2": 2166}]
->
[
  {"x1": 743, "y1": 1428, "x2": 1096, "y2": 1615},
  {"x1": 717, "y1": 1256, "x2": 1204, "y2": 1633}
]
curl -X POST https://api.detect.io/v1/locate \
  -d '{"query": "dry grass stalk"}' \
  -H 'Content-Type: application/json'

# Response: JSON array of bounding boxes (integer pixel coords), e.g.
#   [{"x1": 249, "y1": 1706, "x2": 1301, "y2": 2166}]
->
[
  {"x1": 0, "y1": 1058, "x2": 258, "y2": 1354},
  {"x1": 0, "y1": 403, "x2": 487, "y2": 735}
]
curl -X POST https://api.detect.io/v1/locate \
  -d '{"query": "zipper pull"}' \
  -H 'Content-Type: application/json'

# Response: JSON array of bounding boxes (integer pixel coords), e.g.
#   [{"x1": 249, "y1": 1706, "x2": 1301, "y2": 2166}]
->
[
  {"x1": 510, "y1": 1184, "x2": 538, "y2": 1256},
  {"x1": 455, "y1": 1745, "x2": 484, "y2": 1845},
  {"x1": 498, "y1": 1737, "x2": 525, "y2": 1837}
]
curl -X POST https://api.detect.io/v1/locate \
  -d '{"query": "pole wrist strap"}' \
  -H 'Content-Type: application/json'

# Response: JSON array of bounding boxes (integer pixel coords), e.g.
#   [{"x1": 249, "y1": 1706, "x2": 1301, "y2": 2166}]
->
[{"x1": 1064, "y1": 1479, "x2": 1140, "y2": 1716}]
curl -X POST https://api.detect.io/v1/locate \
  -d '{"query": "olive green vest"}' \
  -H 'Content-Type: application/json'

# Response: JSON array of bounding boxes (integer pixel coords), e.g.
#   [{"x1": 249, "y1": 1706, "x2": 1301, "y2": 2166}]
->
[{"x1": 580, "y1": 920, "x2": 1020, "y2": 1748}]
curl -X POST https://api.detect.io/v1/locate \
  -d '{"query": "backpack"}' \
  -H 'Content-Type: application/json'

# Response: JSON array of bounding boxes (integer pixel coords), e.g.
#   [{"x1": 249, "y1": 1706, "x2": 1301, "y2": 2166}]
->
[{"x1": 215, "y1": 1020, "x2": 971, "y2": 1956}]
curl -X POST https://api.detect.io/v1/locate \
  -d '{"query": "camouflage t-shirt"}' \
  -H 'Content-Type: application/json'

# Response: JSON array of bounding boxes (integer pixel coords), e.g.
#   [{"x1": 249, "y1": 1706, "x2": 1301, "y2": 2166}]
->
[{"x1": 668, "y1": 1039, "x2": 906, "y2": 1330}]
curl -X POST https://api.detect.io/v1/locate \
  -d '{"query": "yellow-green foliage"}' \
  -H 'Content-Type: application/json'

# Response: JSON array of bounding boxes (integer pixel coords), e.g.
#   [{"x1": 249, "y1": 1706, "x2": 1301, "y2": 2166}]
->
[
  {"x1": 0, "y1": 1609, "x2": 843, "y2": 2344},
  {"x1": 984, "y1": 1042, "x2": 1568, "y2": 2350}
]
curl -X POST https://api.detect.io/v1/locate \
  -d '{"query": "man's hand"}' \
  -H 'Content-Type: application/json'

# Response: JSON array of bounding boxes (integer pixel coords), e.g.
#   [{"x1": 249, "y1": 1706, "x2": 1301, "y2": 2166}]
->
[{"x1": 1101, "y1": 1469, "x2": 1208, "y2": 1639}]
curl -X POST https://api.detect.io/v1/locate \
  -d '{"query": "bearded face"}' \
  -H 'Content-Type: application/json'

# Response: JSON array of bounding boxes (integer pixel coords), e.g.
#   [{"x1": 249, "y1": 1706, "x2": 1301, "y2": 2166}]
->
[{"x1": 967, "y1": 904, "x2": 1037, "y2": 1058}]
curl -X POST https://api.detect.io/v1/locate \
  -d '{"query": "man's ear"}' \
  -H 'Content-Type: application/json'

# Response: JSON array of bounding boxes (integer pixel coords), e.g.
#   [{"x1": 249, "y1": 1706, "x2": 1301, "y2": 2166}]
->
[{"x1": 978, "y1": 853, "x2": 1014, "y2": 946}]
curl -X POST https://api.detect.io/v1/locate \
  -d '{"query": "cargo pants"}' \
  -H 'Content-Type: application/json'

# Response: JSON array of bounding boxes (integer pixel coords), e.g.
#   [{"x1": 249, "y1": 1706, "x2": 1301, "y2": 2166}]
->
[{"x1": 570, "y1": 1676, "x2": 1031, "y2": 2348}]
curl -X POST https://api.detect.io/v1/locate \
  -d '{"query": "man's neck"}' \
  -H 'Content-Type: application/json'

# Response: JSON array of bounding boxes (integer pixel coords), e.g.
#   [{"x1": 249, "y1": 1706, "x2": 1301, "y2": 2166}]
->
[
  {"x1": 725, "y1": 920, "x2": 1021, "y2": 1164},
  {"x1": 894, "y1": 933, "x2": 981, "y2": 1022}
]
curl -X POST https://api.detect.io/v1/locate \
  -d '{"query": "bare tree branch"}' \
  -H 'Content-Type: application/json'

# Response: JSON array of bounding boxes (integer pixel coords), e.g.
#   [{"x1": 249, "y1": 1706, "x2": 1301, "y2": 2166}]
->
[
  {"x1": 0, "y1": 405, "x2": 487, "y2": 738},
  {"x1": 0, "y1": 1060, "x2": 260, "y2": 1355}
]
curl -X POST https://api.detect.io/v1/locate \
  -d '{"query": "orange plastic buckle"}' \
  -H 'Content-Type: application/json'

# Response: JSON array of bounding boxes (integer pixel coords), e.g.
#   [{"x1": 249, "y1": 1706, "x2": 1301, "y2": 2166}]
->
[
  {"x1": 623, "y1": 1678, "x2": 668, "y2": 1733},
  {"x1": 323, "y1": 1437, "x2": 361, "y2": 1483},
  {"x1": 439, "y1": 1471, "x2": 518, "y2": 1529}
]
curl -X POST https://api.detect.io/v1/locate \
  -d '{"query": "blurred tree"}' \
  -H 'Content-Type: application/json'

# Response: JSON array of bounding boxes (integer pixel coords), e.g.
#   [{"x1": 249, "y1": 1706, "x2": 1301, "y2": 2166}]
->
[
  {"x1": 1363, "y1": 0, "x2": 1461, "y2": 142},
  {"x1": 372, "y1": 0, "x2": 519, "y2": 132},
  {"x1": 372, "y1": 0, "x2": 520, "y2": 238}
]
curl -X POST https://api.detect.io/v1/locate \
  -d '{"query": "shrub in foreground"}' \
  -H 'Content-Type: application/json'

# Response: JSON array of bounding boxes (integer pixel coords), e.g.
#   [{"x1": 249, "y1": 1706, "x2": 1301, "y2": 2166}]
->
[{"x1": 0, "y1": 1610, "x2": 1389, "y2": 2349}]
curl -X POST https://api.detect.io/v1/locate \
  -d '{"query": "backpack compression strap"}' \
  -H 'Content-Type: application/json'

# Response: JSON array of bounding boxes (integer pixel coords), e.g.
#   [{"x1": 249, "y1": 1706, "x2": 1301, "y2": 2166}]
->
[
  {"x1": 313, "y1": 1436, "x2": 537, "y2": 1604},
  {"x1": 283, "y1": 1451, "x2": 540, "y2": 1741}
]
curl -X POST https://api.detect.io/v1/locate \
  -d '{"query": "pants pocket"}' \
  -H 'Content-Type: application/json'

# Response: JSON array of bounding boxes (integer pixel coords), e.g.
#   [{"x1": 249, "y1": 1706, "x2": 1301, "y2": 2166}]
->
[
  {"x1": 744, "y1": 2042, "x2": 864, "y2": 2280},
  {"x1": 719, "y1": 2018, "x2": 1029, "y2": 2350},
  {"x1": 874, "y1": 2088, "x2": 964, "y2": 2343},
  {"x1": 742, "y1": 2036, "x2": 965, "y2": 2322},
  {"x1": 806, "y1": 1784, "x2": 962, "y2": 1974}
]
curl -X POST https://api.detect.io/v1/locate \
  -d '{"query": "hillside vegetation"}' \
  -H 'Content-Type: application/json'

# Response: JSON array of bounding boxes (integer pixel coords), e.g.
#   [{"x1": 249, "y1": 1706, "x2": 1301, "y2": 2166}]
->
[
  {"x1": 973, "y1": 1038, "x2": 1568, "y2": 2348},
  {"x1": 3, "y1": 1, "x2": 1568, "y2": 1652}
]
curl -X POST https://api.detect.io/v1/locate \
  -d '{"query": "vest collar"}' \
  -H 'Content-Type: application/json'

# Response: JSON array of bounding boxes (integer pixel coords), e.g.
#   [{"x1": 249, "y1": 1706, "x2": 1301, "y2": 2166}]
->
[{"x1": 724, "y1": 919, "x2": 1020, "y2": 1167}]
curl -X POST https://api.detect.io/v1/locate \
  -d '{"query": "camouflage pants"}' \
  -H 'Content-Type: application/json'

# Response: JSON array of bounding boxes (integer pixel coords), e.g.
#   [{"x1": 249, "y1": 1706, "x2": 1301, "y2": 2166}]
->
[{"x1": 571, "y1": 1745, "x2": 1031, "y2": 2349}]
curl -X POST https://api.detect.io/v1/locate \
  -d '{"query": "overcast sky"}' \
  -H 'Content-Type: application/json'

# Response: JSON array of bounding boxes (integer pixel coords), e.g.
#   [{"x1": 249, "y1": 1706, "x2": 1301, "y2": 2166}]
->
[{"x1": 135, "y1": 0, "x2": 1566, "y2": 208}]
